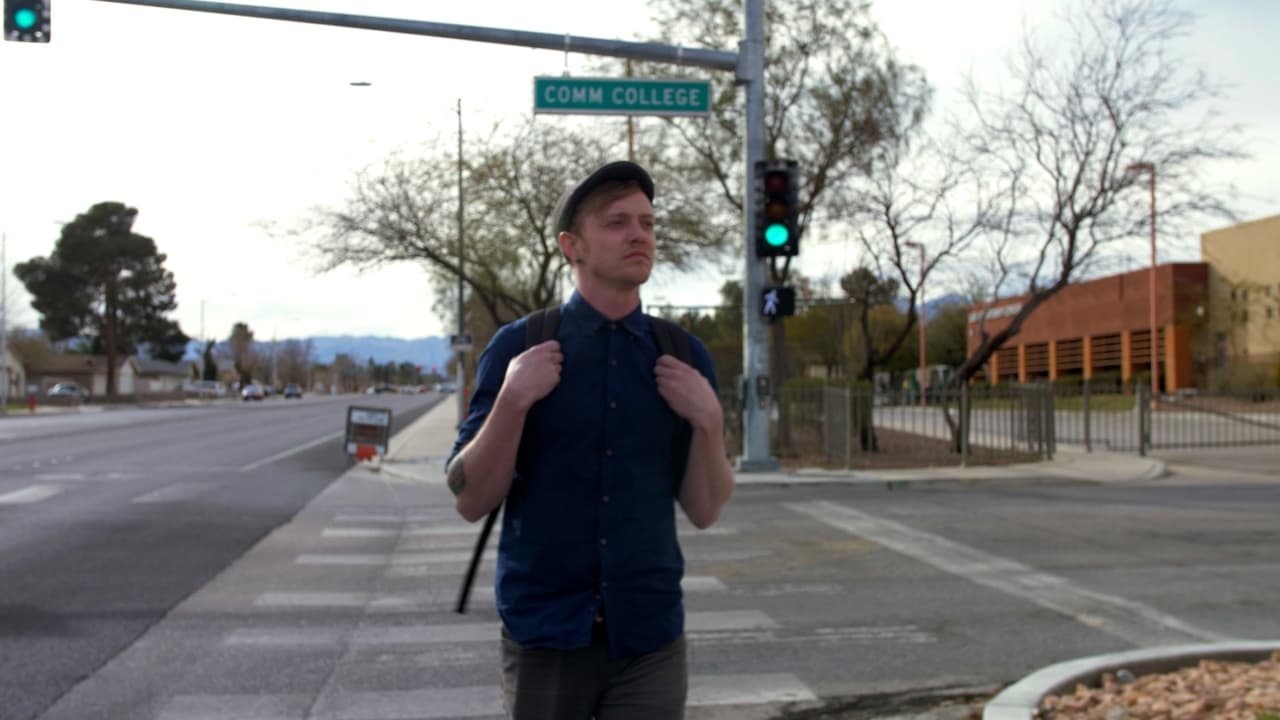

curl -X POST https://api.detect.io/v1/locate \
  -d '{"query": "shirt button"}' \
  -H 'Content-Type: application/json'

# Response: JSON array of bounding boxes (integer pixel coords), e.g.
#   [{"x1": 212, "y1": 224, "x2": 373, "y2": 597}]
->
[
  {"x1": 601, "y1": 581, "x2": 608, "y2": 588},
  {"x1": 602, "y1": 495, "x2": 610, "y2": 503},
  {"x1": 600, "y1": 538, "x2": 608, "y2": 545},
  {"x1": 605, "y1": 449, "x2": 613, "y2": 456},
  {"x1": 609, "y1": 400, "x2": 617, "y2": 409},
  {"x1": 609, "y1": 358, "x2": 617, "y2": 366},
  {"x1": 610, "y1": 323, "x2": 617, "y2": 330}
]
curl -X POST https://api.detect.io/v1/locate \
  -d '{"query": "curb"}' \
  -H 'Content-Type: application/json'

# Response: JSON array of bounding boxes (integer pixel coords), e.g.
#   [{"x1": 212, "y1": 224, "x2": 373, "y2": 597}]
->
[{"x1": 983, "y1": 641, "x2": 1280, "y2": 720}]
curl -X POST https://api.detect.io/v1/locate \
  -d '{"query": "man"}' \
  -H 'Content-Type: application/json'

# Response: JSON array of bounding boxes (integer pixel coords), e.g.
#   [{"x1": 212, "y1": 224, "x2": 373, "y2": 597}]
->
[{"x1": 446, "y1": 160, "x2": 735, "y2": 719}]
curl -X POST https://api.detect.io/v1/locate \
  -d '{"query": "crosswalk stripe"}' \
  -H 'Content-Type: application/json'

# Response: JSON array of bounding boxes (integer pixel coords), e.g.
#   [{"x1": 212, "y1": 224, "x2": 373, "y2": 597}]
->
[
  {"x1": 307, "y1": 673, "x2": 814, "y2": 718},
  {"x1": 157, "y1": 692, "x2": 311, "y2": 720},
  {"x1": 296, "y1": 551, "x2": 497, "y2": 566},
  {"x1": 0, "y1": 484, "x2": 61, "y2": 505},
  {"x1": 132, "y1": 482, "x2": 209, "y2": 504},
  {"x1": 690, "y1": 673, "x2": 818, "y2": 705},
  {"x1": 787, "y1": 499, "x2": 1230, "y2": 646}
]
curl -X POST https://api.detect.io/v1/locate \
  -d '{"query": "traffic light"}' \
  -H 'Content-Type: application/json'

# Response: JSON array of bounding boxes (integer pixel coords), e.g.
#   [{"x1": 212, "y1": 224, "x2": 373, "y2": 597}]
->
[
  {"x1": 4, "y1": 0, "x2": 49, "y2": 42},
  {"x1": 754, "y1": 159, "x2": 799, "y2": 258}
]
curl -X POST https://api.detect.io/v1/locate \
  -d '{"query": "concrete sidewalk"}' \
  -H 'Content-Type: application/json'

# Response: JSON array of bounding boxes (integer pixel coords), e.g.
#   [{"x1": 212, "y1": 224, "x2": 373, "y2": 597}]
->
[{"x1": 373, "y1": 400, "x2": 1169, "y2": 489}]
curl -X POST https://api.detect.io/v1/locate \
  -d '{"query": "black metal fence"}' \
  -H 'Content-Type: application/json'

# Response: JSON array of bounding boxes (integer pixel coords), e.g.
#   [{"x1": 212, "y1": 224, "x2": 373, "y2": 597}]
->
[{"x1": 719, "y1": 381, "x2": 1280, "y2": 468}]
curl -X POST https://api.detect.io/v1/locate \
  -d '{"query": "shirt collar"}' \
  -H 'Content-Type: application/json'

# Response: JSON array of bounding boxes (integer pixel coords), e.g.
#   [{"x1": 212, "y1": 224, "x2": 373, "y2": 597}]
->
[{"x1": 563, "y1": 291, "x2": 648, "y2": 338}]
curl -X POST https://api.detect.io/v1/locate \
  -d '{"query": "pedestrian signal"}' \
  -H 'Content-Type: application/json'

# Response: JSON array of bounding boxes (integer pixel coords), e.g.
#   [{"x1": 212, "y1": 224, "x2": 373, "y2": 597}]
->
[{"x1": 760, "y1": 286, "x2": 796, "y2": 321}]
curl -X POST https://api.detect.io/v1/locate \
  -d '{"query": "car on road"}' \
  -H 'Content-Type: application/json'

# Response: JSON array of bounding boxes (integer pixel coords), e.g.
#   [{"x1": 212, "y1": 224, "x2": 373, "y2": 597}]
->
[
  {"x1": 282, "y1": 383, "x2": 302, "y2": 399},
  {"x1": 241, "y1": 383, "x2": 266, "y2": 401},
  {"x1": 48, "y1": 382, "x2": 90, "y2": 401},
  {"x1": 365, "y1": 385, "x2": 396, "y2": 395}
]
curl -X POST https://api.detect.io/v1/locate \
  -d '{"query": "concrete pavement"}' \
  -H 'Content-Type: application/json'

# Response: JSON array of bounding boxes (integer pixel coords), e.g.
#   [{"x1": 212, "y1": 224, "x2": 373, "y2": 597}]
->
[{"x1": 32, "y1": 398, "x2": 1275, "y2": 720}]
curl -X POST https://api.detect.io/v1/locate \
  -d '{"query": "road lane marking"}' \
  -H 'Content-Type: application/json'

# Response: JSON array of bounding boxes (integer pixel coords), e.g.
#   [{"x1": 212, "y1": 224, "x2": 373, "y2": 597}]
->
[
  {"x1": 132, "y1": 482, "x2": 209, "y2": 504},
  {"x1": 239, "y1": 430, "x2": 343, "y2": 472},
  {"x1": 0, "y1": 484, "x2": 61, "y2": 504},
  {"x1": 787, "y1": 500, "x2": 1232, "y2": 647},
  {"x1": 304, "y1": 674, "x2": 814, "y2": 718}
]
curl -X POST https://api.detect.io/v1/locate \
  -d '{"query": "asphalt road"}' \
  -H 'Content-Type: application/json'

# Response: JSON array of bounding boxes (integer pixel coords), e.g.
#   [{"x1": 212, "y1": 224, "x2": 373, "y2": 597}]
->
[
  {"x1": 3, "y1": 400, "x2": 1278, "y2": 720},
  {"x1": 0, "y1": 393, "x2": 440, "y2": 720}
]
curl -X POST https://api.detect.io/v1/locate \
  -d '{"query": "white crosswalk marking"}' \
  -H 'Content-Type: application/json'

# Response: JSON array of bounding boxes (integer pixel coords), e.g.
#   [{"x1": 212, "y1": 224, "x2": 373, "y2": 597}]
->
[
  {"x1": 157, "y1": 693, "x2": 311, "y2": 720},
  {"x1": 168, "y1": 674, "x2": 817, "y2": 720},
  {"x1": 788, "y1": 499, "x2": 1231, "y2": 646},
  {"x1": 0, "y1": 484, "x2": 61, "y2": 505},
  {"x1": 132, "y1": 482, "x2": 209, "y2": 504}
]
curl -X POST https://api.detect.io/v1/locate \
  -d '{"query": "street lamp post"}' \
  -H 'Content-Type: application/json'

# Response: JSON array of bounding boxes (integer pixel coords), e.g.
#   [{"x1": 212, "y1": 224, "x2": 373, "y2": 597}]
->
[
  {"x1": 1126, "y1": 162, "x2": 1158, "y2": 408},
  {"x1": 904, "y1": 241, "x2": 926, "y2": 407}
]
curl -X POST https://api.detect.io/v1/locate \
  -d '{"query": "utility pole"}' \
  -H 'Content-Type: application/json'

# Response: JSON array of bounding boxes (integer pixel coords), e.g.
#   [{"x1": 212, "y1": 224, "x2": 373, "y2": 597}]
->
[
  {"x1": 738, "y1": 0, "x2": 775, "y2": 470},
  {"x1": 1, "y1": 232, "x2": 8, "y2": 416},
  {"x1": 455, "y1": 98, "x2": 466, "y2": 428}
]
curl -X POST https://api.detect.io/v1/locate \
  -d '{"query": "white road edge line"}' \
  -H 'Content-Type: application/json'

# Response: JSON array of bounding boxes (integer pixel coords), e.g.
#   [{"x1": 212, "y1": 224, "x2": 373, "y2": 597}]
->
[{"x1": 240, "y1": 431, "x2": 344, "y2": 472}]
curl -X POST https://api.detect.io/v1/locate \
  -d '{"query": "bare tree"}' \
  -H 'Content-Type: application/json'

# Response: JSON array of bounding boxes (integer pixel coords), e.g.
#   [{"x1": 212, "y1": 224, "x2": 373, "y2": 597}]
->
[
  {"x1": 305, "y1": 118, "x2": 729, "y2": 333},
  {"x1": 844, "y1": 135, "x2": 993, "y2": 381},
  {"x1": 957, "y1": 0, "x2": 1244, "y2": 384}
]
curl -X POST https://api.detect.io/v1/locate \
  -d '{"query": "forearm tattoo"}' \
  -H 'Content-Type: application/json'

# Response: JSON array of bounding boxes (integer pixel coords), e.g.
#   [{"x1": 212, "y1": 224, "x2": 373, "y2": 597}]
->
[{"x1": 447, "y1": 457, "x2": 467, "y2": 497}]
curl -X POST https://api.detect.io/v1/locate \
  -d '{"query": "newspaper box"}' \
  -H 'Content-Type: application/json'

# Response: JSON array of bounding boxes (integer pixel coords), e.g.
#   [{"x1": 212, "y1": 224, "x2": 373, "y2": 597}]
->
[{"x1": 345, "y1": 406, "x2": 392, "y2": 461}]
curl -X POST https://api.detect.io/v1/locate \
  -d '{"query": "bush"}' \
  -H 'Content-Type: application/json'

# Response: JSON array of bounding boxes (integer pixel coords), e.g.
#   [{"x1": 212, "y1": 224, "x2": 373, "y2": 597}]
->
[{"x1": 1208, "y1": 362, "x2": 1271, "y2": 393}]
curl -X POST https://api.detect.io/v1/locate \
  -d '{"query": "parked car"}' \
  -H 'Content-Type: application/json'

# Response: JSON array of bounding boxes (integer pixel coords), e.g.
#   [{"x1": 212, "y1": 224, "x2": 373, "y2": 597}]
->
[
  {"x1": 365, "y1": 385, "x2": 396, "y2": 394},
  {"x1": 186, "y1": 380, "x2": 228, "y2": 398},
  {"x1": 48, "y1": 382, "x2": 90, "y2": 401},
  {"x1": 241, "y1": 383, "x2": 266, "y2": 401},
  {"x1": 282, "y1": 383, "x2": 302, "y2": 399}
]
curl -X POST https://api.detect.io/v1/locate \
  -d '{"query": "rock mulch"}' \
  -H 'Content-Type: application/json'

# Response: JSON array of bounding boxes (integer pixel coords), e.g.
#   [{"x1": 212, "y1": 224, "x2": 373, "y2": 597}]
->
[{"x1": 1039, "y1": 651, "x2": 1280, "y2": 720}]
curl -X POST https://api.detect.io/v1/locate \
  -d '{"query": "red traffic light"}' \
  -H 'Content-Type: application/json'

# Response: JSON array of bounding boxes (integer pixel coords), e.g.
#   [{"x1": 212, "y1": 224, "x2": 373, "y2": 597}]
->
[{"x1": 764, "y1": 170, "x2": 789, "y2": 194}]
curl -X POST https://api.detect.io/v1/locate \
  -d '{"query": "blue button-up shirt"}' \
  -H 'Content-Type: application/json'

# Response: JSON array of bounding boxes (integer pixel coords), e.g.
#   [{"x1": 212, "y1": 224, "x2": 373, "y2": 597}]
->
[{"x1": 448, "y1": 291, "x2": 718, "y2": 659}]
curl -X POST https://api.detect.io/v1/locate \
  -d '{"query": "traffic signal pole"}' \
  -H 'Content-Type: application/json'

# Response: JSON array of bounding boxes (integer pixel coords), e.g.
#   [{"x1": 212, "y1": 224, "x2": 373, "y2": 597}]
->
[
  {"x1": 90, "y1": 0, "x2": 777, "y2": 469},
  {"x1": 738, "y1": 0, "x2": 777, "y2": 471}
]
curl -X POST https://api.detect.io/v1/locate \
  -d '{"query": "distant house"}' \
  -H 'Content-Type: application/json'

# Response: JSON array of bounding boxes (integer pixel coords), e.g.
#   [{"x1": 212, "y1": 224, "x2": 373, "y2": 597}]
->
[
  {"x1": 135, "y1": 358, "x2": 198, "y2": 393},
  {"x1": 2, "y1": 346, "x2": 25, "y2": 400},
  {"x1": 25, "y1": 354, "x2": 140, "y2": 397}
]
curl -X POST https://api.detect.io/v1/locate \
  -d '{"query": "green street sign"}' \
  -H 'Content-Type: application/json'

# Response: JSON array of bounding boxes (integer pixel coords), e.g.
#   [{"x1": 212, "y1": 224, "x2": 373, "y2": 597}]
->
[{"x1": 534, "y1": 77, "x2": 711, "y2": 117}]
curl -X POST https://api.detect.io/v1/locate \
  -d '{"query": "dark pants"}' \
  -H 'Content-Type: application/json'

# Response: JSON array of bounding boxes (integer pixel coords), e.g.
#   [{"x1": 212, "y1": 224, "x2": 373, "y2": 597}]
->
[{"x1": 499, "y1": 622, "x2": 687, "y2": 720}]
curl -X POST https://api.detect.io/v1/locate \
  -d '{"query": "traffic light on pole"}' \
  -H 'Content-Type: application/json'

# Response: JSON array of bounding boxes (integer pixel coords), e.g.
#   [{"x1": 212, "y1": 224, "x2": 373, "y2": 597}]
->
[
  {"x1": 4, "y1": 0, "x2": 49, "y2": 42},
  {"x1": 754, "y1": 159, "x2": 799, "y2": 258}
]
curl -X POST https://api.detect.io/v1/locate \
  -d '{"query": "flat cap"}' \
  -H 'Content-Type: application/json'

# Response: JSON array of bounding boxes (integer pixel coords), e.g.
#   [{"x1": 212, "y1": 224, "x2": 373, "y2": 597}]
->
[{"x1": 552, "y1": 161, "x2": 655, "y2": 235}]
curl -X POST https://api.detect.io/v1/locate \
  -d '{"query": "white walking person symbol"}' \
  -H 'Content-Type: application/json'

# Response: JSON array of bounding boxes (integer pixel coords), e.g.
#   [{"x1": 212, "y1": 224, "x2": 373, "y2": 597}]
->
[{"x1": 763, "y1": 289, "x2": 779, "y2": 315}]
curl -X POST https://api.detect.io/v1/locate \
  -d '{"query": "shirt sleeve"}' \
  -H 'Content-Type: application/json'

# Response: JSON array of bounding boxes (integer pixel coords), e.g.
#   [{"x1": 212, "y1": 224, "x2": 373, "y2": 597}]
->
[{"x1": 445, "y1": 320, "x2": 526, "y2": 469}]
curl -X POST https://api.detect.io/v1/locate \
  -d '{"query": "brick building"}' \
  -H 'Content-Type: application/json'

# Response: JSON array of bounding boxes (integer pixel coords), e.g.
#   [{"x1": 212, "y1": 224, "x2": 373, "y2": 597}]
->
[{"x1": 967, "y1": 263, "x2": 1210, "y2": 390}]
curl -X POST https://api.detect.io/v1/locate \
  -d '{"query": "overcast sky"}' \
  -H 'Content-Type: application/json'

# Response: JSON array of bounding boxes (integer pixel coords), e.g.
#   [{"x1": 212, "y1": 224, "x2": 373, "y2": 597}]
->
[{"x1": 1, "y1": 0, "x2": 1275, "y2": 341}]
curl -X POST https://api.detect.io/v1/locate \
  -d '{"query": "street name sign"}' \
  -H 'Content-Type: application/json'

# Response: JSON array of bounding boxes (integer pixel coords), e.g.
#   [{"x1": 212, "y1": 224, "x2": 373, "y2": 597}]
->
[{"x1": 534, "y1": 77, "x2": 712, "y2": 117}]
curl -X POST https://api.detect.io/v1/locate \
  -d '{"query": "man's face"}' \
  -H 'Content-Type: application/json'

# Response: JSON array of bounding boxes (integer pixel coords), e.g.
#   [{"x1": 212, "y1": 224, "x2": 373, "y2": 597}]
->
[{"x1": 572, "y1": 189, "x2": 656, "y2": 289}]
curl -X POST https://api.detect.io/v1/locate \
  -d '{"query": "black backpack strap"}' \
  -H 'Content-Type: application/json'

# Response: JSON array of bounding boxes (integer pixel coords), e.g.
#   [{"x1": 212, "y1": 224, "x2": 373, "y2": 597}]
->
[
  {"x1": 460, "y1": 305, "x2": 561, "y2": 616},
  {"x1": 524, "y1": 306, "x2": 561, "y2": 348},
  {"x1": 648, "y1": 315, "x2": 692, "y2": 365}
]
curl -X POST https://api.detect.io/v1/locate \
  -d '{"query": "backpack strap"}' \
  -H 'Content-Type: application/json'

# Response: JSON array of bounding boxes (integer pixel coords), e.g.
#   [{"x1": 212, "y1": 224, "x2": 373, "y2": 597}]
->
[
  {"x1": 524, "y1": 306, "x2": 561, "y2": 348},
  {"x1": 648, "y1": 315, "x2": 693, "y2": 365}
]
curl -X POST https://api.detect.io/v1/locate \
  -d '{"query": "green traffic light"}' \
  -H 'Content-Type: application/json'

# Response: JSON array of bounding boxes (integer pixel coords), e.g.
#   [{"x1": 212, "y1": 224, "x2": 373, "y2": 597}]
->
[
  {"x1": 764, "y1": 222, "x2": 789, "y2": 247},
  {"x1": 13, "y1": 8, "x2": 37, "y2": 29}
]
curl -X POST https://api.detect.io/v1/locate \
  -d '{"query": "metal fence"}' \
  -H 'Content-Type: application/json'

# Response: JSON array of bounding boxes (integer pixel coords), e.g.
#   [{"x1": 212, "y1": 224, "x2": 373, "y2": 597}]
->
[
  {"x1": 719, "y1": 381, "x2": 1280, "y2": 468},
  {"x1": 720, "y1": 383, "x2": 1055, "y2": 470}
]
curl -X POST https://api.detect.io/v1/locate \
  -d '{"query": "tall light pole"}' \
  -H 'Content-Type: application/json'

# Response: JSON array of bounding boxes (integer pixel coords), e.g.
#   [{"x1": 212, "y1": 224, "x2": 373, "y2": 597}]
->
[
  {"x1": 1, "y1": 232, "x2": 8, "y2": 416},
  {"x1": 1126, "y1": 162, "x2": 1158, "y2": 408},
  {"x1": 904, "y1": 241, "x2": 926, "y2": 407},
  {"x1": 455, "y1": 98, "x2": 466, "y2": 428}
]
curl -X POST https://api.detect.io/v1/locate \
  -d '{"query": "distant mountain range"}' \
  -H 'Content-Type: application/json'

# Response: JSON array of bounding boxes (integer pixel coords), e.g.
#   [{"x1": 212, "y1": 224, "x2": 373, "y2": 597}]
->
[
  {"x1": 178, "y1": 295, "x2": 970, "y2": 366},
  {"x1": 183, "y1": 335, "x2": 453, "y2": 369}
]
